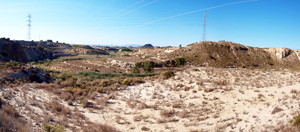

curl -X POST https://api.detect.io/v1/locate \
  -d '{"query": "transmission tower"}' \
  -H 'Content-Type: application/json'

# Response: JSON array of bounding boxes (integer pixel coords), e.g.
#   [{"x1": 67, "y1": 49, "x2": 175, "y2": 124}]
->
[
  {"x1": 27, "y1": 14, "x2": 32, "y2": 41},
  {"x1": 202, "y1": 13, "x2": 207, "y2": 42}
]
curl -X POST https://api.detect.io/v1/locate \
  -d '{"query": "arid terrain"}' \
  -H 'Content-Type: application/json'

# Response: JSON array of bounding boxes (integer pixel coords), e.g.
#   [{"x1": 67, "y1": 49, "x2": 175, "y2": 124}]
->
[{"x1": 1, "y1": 39, "x2": 300, "y2": 132}]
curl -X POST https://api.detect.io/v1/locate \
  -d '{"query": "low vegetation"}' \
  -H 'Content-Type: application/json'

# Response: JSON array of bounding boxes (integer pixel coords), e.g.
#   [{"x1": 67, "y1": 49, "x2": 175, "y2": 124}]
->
[
  {"x1": 54, "y1": 71, "x2": 158, "y2": 82},
  {"x1": 292, "y1": 113, "x2": 300, "y2": 127},
  {"x1": 5, "y1": 60, "x2": 20, "y2": 67},
  {"x1": 43, "y1": 123, "x2": 64, "y2": 132}
]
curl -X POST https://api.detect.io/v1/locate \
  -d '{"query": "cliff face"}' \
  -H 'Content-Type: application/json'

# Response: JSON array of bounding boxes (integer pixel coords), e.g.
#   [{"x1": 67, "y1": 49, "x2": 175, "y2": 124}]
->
[
  {"x1": 170, "y1": 41, "x2": 300, "y2": 69},
  {"x1": 264, "y1": 48, "x2": 300, "y2": 60},
  {"x1": 0, "y1": 38, "x2": 52, "y2": 62},
  {"x1": 0, "y1": 38, "x2": 28, "y2": 62},
  {"x1": 263, "y1": 48, "x2": 300, "y2": 68}
]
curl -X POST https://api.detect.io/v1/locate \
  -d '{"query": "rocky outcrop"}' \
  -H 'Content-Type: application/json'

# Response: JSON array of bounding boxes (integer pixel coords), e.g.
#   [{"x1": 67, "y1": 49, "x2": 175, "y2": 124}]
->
[
  {"x1": 0, "y1": 38, "x2": 28, "y2": 62},
  {"x1": 264, "y1": 48, "x2": 300, "y2": 60},
  {"x1": 0, "y1": 67, "x2": 53, "y2": 83},
  {"x1": 0, "y1": 38, "x2": 53, "y2": 62}
]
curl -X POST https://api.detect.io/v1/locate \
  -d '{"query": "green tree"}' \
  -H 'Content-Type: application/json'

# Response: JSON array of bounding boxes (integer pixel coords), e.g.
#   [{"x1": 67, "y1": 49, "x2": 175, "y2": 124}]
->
[
  {"x1": 143, "y1": 61, "x2": 153, "y2": 73},
  {"x1": 132, "y1": 62, "x2": 141, "y2": 73}
]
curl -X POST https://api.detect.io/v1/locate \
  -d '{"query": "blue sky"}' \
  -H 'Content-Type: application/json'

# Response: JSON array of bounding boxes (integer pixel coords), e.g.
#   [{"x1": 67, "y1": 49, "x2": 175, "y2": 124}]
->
[{"x1": 0, "y1": 0, "x2": 299, "y2": 49}]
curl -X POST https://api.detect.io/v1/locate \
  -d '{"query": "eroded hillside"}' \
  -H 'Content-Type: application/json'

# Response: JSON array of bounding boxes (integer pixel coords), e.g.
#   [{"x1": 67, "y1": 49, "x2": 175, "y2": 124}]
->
[
  {"x1": 168, "y1": 41, "x2": 300, "y2": 69},
  {"x1": 0, "y1": 38, "x2": 52, "y2": 62}
]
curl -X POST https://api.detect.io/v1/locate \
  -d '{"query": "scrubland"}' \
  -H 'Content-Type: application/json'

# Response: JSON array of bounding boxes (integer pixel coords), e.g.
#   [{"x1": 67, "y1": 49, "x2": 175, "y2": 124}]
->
[
  {"x1": 1, "y1": 42, "x2": 300, "y2": 131},
  {"x1": 1, "y1": 57, "x2": 300, "y2": 131}
]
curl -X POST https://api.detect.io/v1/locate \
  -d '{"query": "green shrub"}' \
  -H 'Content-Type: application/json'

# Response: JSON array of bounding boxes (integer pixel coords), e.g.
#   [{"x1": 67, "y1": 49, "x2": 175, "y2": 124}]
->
[
  {"x1": 43, "y1": 123, "x2": 65, "y2": 132},
  {"x1": 292, "y1": 113, "x2": 300, "y2": 126},
  {"x1": 143, "y1": 61, "x2": 153, "y2": 73},
  {"x1": 175, "y1": 57, "x2": 186, "y2": 67},
  {"x1": 122, "y1": 79, "x2": 129, "y2": 85},
  {"x1": 132, "y1": 62, "x2": 141, "y2": 73},
  {"x1": 5, "y1": 60, "x2": 20, "y2": 67},
  {"x1": 43, "y1": 123, "x2": 52, "y2": 132},
  {"x1": 44, "y1": 59, "x2": 51, "y2": 66},
  {"x1": 37, "y1": 45, "x2": 44, "y2": 51}
]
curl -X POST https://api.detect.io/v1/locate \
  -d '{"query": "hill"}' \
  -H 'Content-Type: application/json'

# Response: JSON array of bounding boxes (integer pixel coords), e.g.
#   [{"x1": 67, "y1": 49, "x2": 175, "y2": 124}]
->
[
  {"x1": 168, "y1": 41, "x2": 300, "y2": 69},
  {"x1": 139, "y1": 44, "x2": 154, "y2": 49}
]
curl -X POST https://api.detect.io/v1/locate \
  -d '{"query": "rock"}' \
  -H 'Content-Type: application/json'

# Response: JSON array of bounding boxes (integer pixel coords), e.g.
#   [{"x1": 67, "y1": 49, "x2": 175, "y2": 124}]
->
[{"x1": 2, "y1": 67, "x2": 53, "y2": 83}]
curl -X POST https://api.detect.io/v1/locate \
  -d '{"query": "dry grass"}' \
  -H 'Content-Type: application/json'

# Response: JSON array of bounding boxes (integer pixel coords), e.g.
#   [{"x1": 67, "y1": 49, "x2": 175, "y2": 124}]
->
[
  {"x1": 141, "y1": 126, "x2": 150, "y2": 131},
  {"x1": 133, "y1": 115, "x2": 143, "y2": 122},
  {"x1": 160, "y1": 109, "x2": 176, "y2": 118},
  {"x1": 178, "y1": 109, "x2": 188, "y2": 118},
  {"x1": 81, "y1": 122, "x2": 118, "y2": 132},
  {"x1": 0, "y1": 102, "x2": 30, "y2": 132}
]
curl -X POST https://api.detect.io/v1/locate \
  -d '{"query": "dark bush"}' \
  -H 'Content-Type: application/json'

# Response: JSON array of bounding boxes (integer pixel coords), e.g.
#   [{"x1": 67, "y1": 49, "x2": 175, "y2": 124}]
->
[
  {"x1": 143, "y1": 61, "x2": 153, "y2": 73},
  {"x1": 162, "y1": 71, "x2": 175, "y2": 79},
  {"x1": 0, "y1": 98, "x2": 2, "y2": 109},
  {"x1": 37, "y1": 45, "x2": 45, "y2": 51},
  {"x1": 175, "y1": 57, "x2": 186, "y2": 66}
]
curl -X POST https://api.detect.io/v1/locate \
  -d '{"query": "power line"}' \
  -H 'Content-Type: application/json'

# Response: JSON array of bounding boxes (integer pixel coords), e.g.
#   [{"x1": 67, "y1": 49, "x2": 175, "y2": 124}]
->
[
  {"x1": 27, "y1": 14, "x2": 32, "y2": 41},
  {"x1": 100, "y1": 0, "x2": 159, "y2": 25},
  {"x1": 93, "y1": 0, "x2": 144, "y2": 26},
  {"x1": 202, "y1": 13, "x2": 207, "y2": 41},
  {"x1": 118, "y1": 0, "x2": 258, "y2": 33}
]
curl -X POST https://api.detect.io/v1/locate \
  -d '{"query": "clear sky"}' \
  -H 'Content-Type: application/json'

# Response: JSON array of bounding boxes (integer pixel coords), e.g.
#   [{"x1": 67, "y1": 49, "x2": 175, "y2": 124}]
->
[{"x1": 0, "y1": 0, "x2": 299, "y2": 49}]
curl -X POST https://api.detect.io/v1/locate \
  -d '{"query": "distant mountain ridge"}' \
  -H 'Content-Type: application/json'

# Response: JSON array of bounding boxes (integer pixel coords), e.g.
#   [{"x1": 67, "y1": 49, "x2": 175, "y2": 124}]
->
[{"x1": 139, "y1": 44, "x2": 154, "y2": 49}]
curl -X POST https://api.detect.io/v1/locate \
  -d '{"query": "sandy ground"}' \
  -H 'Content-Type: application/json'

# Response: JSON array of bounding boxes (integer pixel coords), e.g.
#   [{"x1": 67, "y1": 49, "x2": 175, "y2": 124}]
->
[{"x1": 1, "y1": 66, "x2": 300, "y2": 132}]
